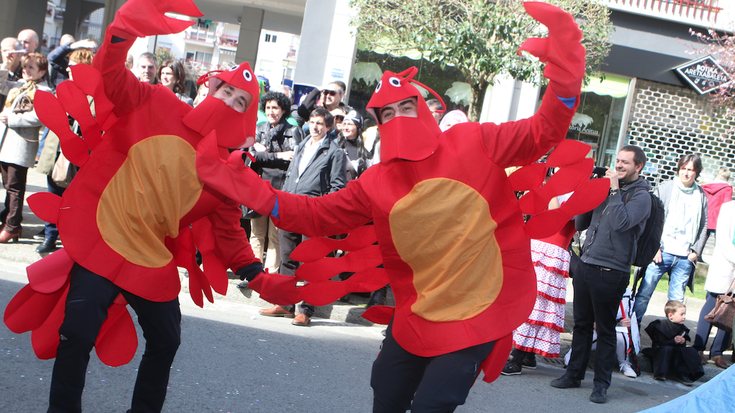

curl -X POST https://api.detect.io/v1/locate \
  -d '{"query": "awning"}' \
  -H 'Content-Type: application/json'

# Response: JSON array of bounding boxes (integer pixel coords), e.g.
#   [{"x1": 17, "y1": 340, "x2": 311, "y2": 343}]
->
[{"x1": 582, "y1": 74, "x2": 630, "y2": 98}]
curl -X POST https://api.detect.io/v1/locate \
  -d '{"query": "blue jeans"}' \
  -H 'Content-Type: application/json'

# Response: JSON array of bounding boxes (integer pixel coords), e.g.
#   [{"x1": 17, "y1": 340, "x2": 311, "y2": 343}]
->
[{"x1": 633, "y1": 252, "x2": 694, "y2": 319}]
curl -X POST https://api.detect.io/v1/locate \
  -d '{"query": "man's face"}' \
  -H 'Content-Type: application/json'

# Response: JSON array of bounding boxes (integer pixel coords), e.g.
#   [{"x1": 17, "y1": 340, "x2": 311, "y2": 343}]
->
[
  {"x1": 429, "y1": 105, "x2": 443, "y2": 124},
  {"x1": 678, "y1": 161, "x2": 697, "y2": 187},
  {"x1": 322, "y1": 83, "x2": 343, "y2": 110},
  {"x1": 137, "y1": 58, "x2": 157, "y2": 84},
  {"x1": 379, "y1": 97, "x2": 418, "y2": 124},
  {"x1": 213, "y1": 83, "x2": 252, "y2": 113},
  {"x1": 309, "y1": 116, "x2": 328, "y2": 140},
  {"x1": 22, "y1": 59, "x2": 44, "y2": 81},
  {"x1": 264, "y1": 100, "x2": 284, "y2": 125},
  {"x1": 17, "y1": 30, "x2": 38, "y2": 53},
  {"x1": 615, "y1": 150, "x2": 641, "y2": 183},
  {"x1": 1, "y1": 40, "x2": 21, "y2": 66}
]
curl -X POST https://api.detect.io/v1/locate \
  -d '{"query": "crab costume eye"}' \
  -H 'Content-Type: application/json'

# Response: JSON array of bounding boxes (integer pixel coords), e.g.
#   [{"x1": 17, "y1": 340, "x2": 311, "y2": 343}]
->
[
  {"x1": 229, "y1": 65, "x2": 239, "y2": 71},
  {"x1": 375, "y1": 81, "x2": 382, "y2": 93},
  {"x1": 243, "y1": 70, "x2": 252, "y2": 81},
  {"x1": 389, "y1": 77, "x2": 401, "y2": 87}
]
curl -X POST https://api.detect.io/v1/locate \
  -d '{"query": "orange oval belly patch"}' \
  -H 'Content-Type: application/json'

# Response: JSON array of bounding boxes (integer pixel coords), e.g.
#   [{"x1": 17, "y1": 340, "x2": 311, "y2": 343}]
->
[
  {"x1": 97, "y1": 135, "x2": 203, "y2": 268},
  {"x1": 389, "y1": 178, "x2": 503, "y2": 322}
]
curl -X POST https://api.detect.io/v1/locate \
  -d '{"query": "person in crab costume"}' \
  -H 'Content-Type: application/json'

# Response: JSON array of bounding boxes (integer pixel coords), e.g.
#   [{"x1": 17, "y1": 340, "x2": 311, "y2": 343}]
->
[
  {"x1": 196, "y1": 2, "x2": 610, "y2": 411},
  {"x1": 1, "y1": 0, "x2": 287, "y2": 412}
]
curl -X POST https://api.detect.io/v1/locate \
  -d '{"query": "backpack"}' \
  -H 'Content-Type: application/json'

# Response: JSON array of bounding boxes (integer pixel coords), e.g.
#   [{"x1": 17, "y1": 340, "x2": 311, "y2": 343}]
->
[{"x1": 623, "y1": 188, "x2": 665, "y2": 268}]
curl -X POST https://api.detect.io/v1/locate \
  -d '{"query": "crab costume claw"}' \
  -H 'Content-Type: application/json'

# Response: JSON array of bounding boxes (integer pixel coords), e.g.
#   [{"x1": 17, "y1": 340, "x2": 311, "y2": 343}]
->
[
  {"x1": 108, "y1": 0, "x2": 203, "y2": 39},
  {"x1": 196, "y1": 131, "x2": 277, "y2": 216},
  {"x1": 511, "y1": 140, "x2": 610, "y2": 239},
  {"x1": 248, "y1": 270, "x2": 303, "y2": 306},
  {"x1": 518, "y1": 2, "x2": 586, "y2": 98},
  {"x1": 4, "y1": 249, "x2": 138, "y2": 366}
]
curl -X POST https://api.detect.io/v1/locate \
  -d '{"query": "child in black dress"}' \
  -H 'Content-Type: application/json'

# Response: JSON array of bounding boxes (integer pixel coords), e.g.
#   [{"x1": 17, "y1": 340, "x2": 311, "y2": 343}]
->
[{"x1": 642, "y1": 300, "x2": 704, "y2": 385}]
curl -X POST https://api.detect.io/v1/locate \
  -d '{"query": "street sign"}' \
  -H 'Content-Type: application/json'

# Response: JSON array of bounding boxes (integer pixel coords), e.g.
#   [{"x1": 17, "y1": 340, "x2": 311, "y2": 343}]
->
[{"x1": 674, "y1": 56, "x2": 731, "y2": 94}]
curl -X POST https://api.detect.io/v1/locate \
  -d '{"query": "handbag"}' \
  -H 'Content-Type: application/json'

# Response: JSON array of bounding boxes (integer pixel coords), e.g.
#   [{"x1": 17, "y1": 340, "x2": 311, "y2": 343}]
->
[
  {"x1": 12, "y1": 95, "x2": 34, "y2": 114},
  {"x1": 51, "y1": 151, "x2": 79, "y2": 188},
  {"x1": 704, "y1": 278, "x2": 735, "y2": 334}
]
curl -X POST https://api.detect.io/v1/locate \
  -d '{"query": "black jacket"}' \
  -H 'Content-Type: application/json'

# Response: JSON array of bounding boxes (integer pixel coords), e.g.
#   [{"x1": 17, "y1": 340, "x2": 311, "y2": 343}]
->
[
  {"x1": 250, "y1": 119, "x2": 304, "y2": 190},
  {"x1": 282, "y1": 134, "x2": 345, "y2": 197},
  {"x1": 576, "y1": 177, "x2": 652, "y2": 272}
]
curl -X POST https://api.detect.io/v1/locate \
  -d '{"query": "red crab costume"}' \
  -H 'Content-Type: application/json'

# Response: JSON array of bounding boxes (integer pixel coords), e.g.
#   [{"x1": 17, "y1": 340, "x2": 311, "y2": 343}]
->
[
  {"x1": 3, "y1": 0, "x2": 270, "y2": 411},
  {"x1": 196, "y1": 2, "x2": 609, "y2": 410}
]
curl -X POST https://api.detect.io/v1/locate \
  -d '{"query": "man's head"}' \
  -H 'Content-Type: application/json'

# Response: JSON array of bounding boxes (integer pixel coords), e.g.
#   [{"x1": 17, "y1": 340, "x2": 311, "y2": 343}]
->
[
  {"x1": 309, "y1": 107, "x2": 334, "y2": 141},
  {"x1": 1, "y1": 38, "x2": 22, "y2": 71},
  {"x1": 366, "y1": 67, "x2": 444, "y2": 162},
  {"x1": 677, "y1": 153, "x2": 702, "y2": 188},
  {"x1": 616, "y1": 145, "x2": 647, "y2": 183},
  {"x1": 715, "y1": 167, "x2": 731, "y2": 182},
  {"x1": 17, "y1": 29, "x2": 39, "y2": 53},
  {"x1": 321, "y1": 81, "x2": 345, "y2": 111},
  {"x1": 259, "y1": 91, "x2": 291, "y2": 125},
  {"x1": 273, "y1": 85, "x2": 294, "y2": 104},
  {"x1": 426, "y1": 99, "x2": 444, "y2": 124},
  {"x1": 60, "y1": 34, "x2": 75, "y2": 46},
  {"x1": 137, "y1": 52, "x2": 158, "y2": 85},
  {"x1": 183, "y1": 62, "x2": 260, "y2": 149}
]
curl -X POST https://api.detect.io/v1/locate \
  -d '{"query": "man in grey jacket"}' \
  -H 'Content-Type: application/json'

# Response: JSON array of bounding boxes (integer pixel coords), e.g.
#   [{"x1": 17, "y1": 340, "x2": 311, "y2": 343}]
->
[
  {"x1": 551, "y1": 145, "x2": 652, "y2": 404},
  {"x1": 633, "y1": 153, "x2": 708, "y2": 320},
  {"x1": 257, "y1": 107, "x2": 345, "y2": 326}
]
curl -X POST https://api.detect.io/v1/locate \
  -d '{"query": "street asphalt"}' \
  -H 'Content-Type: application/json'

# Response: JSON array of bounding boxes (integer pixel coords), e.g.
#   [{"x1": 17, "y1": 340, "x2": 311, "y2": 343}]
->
[{"x1": 0, "y1": 168, "x2": 731, "y2": 412}]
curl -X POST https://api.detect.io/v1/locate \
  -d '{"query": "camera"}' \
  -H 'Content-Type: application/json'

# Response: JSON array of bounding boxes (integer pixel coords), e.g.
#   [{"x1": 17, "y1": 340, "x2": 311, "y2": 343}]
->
[{"x1": 592, "y1": 166, "x2": 608, "y2": 178}]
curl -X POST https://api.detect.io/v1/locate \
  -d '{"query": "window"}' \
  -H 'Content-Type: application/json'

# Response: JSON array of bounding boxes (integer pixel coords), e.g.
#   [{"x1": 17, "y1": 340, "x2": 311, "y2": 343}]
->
[
  {"x1": 264, "y1": 33, "x2": 277, "y2": 43},
  {"x1": 194, "y1": 51, "x2": 212, "y2": 63},
  {"x1": 265, "y1": 34, "x2": 271, "y2": 42}
]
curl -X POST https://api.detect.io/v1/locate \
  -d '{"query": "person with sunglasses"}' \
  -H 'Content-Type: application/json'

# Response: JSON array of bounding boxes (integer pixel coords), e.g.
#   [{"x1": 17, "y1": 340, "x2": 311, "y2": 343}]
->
[{"x1": 296, "y1": 80, "x2": 352, "y2": 130}]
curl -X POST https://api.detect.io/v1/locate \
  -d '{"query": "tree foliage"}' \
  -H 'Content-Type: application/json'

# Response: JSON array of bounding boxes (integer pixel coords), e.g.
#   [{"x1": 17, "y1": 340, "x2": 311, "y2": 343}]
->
[
  {"x1": 689, "y1": 28, "x2": 735, "y2": 138},
  {"x1": 350, "y1": 0, "x2": 613, "y2": 121}
]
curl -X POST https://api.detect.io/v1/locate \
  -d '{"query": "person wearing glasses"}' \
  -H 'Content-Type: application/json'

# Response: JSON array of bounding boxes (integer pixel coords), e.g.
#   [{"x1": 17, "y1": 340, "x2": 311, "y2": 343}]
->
[{"x1": 296, "y1": 80, "x2": 352, "y2": 129}]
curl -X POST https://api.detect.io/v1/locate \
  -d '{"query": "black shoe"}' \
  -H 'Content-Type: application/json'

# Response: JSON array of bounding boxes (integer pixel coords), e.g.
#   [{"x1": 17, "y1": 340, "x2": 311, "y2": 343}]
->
[
  {"x1": 521, "y1": 353, "x2": 537, "y2": 369},
  {"x1": 36, "y1": 238, "x2": 58, "y2": 254},
  {"x1": 550, "y1": 374, "x2": 581, "y2": 389},
  {"x1": 653, "y1": 374, "x2": 666, "y2": 382},
  {"x1": 589, "y1": 386, "x2": 608, "y2": 404},
  {"x1": 676, "y1": 374, "x2": 693, "y2": 386},
  {"x1": 501, "y1": 359, "x2": 522, "y2": 376},
  {"x1": 367, "y1": 285, "x2": 388, "y2": 308},
  {"x1": 33, "y1": 228, "x2": 45, "y2": 240}
]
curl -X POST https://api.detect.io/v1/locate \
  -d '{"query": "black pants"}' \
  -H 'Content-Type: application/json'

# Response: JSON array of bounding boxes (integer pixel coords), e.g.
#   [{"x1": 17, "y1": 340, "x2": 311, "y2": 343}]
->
[
  {"x1": 278, "y1": 229, "x2": 315, "y2": 316},
  {"x1": 566, "y1": 262, "x2": 628, "y2": 389},
  {"x1": 48, "y1": 264, "x2": 181, "y2": 413},
  {"x1": 371, "y1": 324, "x2": 494, "y2": 413}
]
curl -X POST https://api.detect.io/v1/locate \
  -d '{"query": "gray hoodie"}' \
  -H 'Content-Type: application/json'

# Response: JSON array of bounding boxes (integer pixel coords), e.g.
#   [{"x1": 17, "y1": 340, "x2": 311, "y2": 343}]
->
[{"x1": 576, "y1": 177, "x2": 652, "y2": 272}]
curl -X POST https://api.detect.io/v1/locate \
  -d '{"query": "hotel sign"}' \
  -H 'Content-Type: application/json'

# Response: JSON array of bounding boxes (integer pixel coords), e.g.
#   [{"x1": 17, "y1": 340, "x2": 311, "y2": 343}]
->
[{"x1": 674, "y1": 56, "x2": 731, "y2": 94}]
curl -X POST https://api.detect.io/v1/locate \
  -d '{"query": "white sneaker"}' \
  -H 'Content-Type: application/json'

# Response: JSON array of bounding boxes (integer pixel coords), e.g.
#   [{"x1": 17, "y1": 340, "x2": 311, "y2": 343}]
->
[{"x1": 620, "y1": 362, "x2": 637, "y2": 378}]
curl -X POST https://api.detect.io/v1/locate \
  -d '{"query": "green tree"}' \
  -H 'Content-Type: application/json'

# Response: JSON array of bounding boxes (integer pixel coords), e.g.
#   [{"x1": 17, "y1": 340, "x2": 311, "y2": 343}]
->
[
  {"x1": 155, "y1": 47, "x2": 177, "y2": 66},
  {"x1": 350, "y1": 0, "x2": 613, "y2": 121}
]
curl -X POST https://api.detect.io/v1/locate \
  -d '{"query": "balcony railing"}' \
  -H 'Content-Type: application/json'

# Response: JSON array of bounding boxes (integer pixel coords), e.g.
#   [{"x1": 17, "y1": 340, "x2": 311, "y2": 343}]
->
[
  {"x1": 605, "y1": 0, "x2": 728, "y2": 28},
  {"x1": 184, "y1": 27, "x2": 216, "y2": 44},
  {"x1": 218, "y1": 34, "x2": 238, "y2": 48}
]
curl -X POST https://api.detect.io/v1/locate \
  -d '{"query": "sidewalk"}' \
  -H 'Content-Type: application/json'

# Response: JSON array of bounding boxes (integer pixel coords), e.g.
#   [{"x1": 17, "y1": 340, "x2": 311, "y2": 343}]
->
[{"x1": 1, "y1": 168, "x2": 729, "y2": 381}]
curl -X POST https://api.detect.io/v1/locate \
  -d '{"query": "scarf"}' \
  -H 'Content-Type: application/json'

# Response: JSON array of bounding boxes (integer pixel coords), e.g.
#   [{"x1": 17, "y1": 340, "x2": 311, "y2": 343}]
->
[
  {"x1": 262, "y1": 120, "x2": 287, "y2": 150},
  {"x1": 663, "y1": 179, "x2": 702, "y2": 247},
  {"x1": 5, "y1": 79, "x2": 41, "y2": 109}
]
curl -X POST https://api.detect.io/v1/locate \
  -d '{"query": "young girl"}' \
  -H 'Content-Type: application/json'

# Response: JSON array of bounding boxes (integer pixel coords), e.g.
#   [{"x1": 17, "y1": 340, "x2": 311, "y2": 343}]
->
[{"x1": 0, "y1": 52, "x2": 52, "y2": 242}]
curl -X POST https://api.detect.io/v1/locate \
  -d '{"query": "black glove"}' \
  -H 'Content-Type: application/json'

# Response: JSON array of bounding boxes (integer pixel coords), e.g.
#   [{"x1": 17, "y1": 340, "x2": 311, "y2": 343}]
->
[{"x1": 235, "y1": 261, "x2": 264, "y2": 282}]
